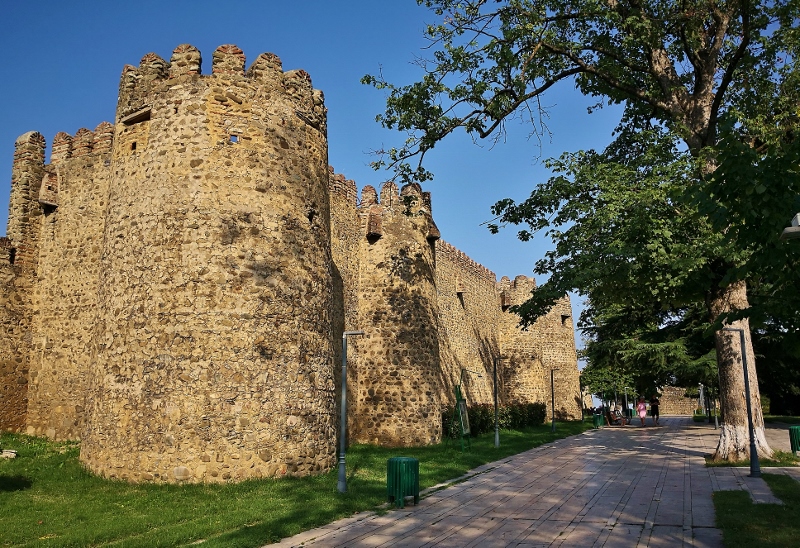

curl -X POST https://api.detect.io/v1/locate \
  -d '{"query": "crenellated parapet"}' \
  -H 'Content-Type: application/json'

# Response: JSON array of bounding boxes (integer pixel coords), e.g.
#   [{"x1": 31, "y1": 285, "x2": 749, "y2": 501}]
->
[
  {"x1": 92, "y1": 122, "x2": 114, "y2": 153},
  {"x1": 212, "y1": 44, "x2": 245, "y2": 76},
  {"x1": 498, "y1": 275, "x2": 537, "y2": 310},
  {"x1": 50, "y1": 132, "x2": 73, "y2": 165},
  {"x1": 357, "y1": 181, "x2": 440, "y2": 244},
  {"x1": 436, "y1": 240, "x2": 496, "y2": 286},
  {"x1": 36, "y1": 122, "x2": 115, "y2": 210},
  {"x1": 328, "y1": 167, "x2": 357, "y2": 207},
  {"x1": 71, "y1": 128, "x2": 94, "y2": 157},
  {"x1": 246, "y1": 52, "x2": 282, "y2": 82},
  {"x1": 115, "y1": 44, "x2": 327, "y2": 134}
]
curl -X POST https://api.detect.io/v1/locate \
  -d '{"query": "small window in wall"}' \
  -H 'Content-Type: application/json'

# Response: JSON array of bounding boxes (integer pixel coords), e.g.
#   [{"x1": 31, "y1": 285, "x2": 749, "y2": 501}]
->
[
  {"x1": 229, "y1": 135, "x2": 239, "y2": 143},
  {"x1": 131, "y1": 142, "x2": 137, "y2": 151},
  {"x1": 120, "y1": 107, "x2": 152, "y2": 126},
  {"x1": 8, "y1": 247, "x2": 16, "y2": 265},
  {"x1": 561, "y1": 314, "x2": 571, "y2": 326}
]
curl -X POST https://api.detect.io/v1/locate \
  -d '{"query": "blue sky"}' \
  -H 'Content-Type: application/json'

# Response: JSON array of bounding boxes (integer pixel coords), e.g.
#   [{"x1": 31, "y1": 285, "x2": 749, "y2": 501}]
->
[{"x1": 0, "y1": 1, "x2": 624, "y2": 346}]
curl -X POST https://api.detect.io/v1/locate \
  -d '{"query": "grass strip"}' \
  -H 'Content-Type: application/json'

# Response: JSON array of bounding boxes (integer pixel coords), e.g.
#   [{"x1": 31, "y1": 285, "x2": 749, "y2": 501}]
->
[
  {"x1": 1, "y1": 421, "x2": 592, "y2": 547},
  {"x1": 764, "y1": 415, "x2": 800, "y2": 425},
  {"x1": 705, "y1": 450, "x2": 800, "y2": 467},
  {"x1": 714, "y1": 473, "x2": 800, "y2": 547}
]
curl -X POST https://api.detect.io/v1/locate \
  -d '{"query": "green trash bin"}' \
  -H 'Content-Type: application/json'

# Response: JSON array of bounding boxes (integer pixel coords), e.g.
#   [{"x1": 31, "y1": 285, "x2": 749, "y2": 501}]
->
[
  {"x1": 387, "y1": 457, "x2": 419, "y2": 508},
  {"x1": 789, "y1": 425, "x2": 800, "y2": 456},
  {"x1": 592, "y1": 413, "x2": 603, "y2": 428}
]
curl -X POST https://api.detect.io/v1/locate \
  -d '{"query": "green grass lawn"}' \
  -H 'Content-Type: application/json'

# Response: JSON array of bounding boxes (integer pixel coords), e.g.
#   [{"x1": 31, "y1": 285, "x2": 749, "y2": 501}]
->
[
  {"x1": 705, "y1": 451, "x2": 800, "y2": 468},
  {"x1": 0, "y1": 421, "x2": 592, "y2": 547},
  {"x1": 714, "y1": 473, "x2": 800, "y2": 547},
  {"x1": 765, "y1": 415, "x2": 800, "y2": 425}
]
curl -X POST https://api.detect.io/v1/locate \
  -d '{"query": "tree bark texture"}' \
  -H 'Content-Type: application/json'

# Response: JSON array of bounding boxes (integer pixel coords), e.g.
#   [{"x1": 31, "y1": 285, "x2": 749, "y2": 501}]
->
[{"x1": 709, "y1": 280, "x2": 773, "y2": 461}]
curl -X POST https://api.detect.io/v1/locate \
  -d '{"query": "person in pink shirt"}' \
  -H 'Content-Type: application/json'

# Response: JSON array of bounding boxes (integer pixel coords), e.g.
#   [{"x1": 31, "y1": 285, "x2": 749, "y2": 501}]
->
[{"x1": 636, "y1": 396, "x2": 648, "y2": 426}]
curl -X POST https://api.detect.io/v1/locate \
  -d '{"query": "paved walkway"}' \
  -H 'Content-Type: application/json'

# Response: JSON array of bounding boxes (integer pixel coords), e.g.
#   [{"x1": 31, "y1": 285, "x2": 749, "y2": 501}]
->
[{"x1": 268, "y1": 417, "x2": 800, "y2": 547}]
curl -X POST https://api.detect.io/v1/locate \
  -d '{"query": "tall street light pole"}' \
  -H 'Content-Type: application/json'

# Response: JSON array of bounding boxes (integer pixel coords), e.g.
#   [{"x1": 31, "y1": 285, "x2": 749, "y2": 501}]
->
[
  {"x1": 338, "y1": 330, "x2": 364, "y2": 493},
  {"x1": 494, "y1": 356, "x2": 500, "y2": 448},
  {"x1": 721, "y1": 327, "x2": 761, "y2": 478},
  {"x1": 550, "y1": 368, "x2": 559, "y2": 433}
]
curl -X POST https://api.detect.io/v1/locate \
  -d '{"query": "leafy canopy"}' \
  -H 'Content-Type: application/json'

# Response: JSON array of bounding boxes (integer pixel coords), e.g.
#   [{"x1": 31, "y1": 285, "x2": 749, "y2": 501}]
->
[{"x1": 364, "y1": 0, "x2": 795, "y2": 182}]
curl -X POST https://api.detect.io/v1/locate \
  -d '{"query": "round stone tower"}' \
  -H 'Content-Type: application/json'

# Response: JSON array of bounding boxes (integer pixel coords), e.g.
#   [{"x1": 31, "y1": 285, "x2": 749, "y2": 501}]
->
[{"x1": 80, "y1": 45, "x2": 336, "y2": 483}]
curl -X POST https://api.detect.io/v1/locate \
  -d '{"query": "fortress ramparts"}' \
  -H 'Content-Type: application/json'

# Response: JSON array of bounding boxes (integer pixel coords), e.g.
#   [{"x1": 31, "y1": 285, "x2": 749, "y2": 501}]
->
[{"x1": 0, "y1": 44, "x2": 581, "y2": 483}]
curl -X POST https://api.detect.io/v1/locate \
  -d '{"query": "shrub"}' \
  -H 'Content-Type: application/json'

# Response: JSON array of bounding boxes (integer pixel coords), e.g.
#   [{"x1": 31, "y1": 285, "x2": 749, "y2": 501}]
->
[{"x1": 441, "y1": 401, "x2": 547, "y2": 437}]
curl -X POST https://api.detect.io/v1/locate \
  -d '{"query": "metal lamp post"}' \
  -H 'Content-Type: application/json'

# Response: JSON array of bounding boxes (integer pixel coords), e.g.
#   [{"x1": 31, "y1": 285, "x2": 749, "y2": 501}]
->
[
  {"x1": 493, "y1": 356, "x2": 500, "y2": 448},
  {"x1": 721, "y1": 327, "x2": 761, "y2": 478},
  {"x1": 337, "y1": 330, "x2": 364, "y2": 493},
  {"x1": 624, "y1": 386, "x2": 628, "y2": 423},
  {"x1": 550, "y1": 368, "x2": 559, "y2": 433}
]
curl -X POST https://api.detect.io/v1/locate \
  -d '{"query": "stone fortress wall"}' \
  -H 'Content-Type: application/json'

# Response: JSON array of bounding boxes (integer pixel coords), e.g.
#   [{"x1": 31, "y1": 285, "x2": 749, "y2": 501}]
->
[
  {"x1": 658, "y1": 386, "x2": 701, "y2": 415},
  {"x1": 0, "y1": 44, "x2": 581, "y2": 483}
]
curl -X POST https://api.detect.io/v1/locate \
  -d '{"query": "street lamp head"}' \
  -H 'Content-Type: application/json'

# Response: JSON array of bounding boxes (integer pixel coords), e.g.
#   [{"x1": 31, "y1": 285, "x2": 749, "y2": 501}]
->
[{"x1": 780, "y1": 213, "x2": 800, "y2": 240}]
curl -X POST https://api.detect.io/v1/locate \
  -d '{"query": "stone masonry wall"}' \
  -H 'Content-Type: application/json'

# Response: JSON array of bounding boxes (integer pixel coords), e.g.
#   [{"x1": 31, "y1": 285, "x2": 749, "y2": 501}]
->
[
  {"x1": 0, "y1": 238, "x2": 27, "y2": 431},
  {"x1": 1, "y1": 42, "x2": 584, "y2": 481},
  {"x1": 658, "y1": 386, "x2": 699, "y2": 415},
  {"x1": 0, "y1": 132, "x2": 46, "y2": 431},
  {"x1": 497, "y1": 276, "x2": 582, "y2": 420},
  {"x1": 77, "y1": 45, "x2": 337, "y2": 483},
  {"x1": 435, "y1": 240, "x2": 499, "y2": 406},
  {"x1": 350, "y1": 182, "x2": 443, "y2": 446},
  {"x1": 24, "y1": 125, "x2": 112, "y2": 440},
  {"x1": 327, "y1": 169, "x2": 361, "y2": 440},
  {"x1": 497, "y1": 276, "x2": 546, "y2": 404}
]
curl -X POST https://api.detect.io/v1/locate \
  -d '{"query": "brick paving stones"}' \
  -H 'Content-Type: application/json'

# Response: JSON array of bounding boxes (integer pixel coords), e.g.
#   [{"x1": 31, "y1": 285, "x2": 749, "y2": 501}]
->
[{"x1": 267, "y1": 417, "x2": 800, "y2": 547}]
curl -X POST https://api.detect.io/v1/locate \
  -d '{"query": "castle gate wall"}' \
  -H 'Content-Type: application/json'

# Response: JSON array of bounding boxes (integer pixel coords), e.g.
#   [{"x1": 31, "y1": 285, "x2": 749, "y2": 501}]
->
[{"x1": 78, "y1": 45, "x2": 337, "y2": 483}]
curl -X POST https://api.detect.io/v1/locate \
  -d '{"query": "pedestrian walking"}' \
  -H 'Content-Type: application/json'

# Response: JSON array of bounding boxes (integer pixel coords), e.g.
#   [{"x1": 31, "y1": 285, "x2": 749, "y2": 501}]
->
[
  {"x1": 636, "y1": 396, "x2": 647, "y2": 426},
  {"x1": 650, "y1": 394, "x2": 660, "y2": 426}
]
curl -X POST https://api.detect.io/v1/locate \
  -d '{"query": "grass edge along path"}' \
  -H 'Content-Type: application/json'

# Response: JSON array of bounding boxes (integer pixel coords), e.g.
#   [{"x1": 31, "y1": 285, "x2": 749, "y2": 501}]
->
[
  {"x1": 0, "y1": 421, "x2": 592, "y2": 547},
  {"x1": 714, "y1": 473, "x2": 800, "y2": 548}
]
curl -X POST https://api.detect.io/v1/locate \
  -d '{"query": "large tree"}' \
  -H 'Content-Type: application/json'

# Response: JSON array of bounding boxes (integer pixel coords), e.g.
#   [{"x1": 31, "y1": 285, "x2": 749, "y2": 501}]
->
[{"x1": 365, "y1": 0, "x2": 798, "y2": 459}]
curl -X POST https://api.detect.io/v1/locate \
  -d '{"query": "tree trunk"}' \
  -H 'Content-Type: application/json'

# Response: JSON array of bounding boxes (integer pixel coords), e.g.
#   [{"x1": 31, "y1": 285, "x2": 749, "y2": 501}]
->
[{"x1": 709, "y1": 280, "x2": 773, "y2": 461}]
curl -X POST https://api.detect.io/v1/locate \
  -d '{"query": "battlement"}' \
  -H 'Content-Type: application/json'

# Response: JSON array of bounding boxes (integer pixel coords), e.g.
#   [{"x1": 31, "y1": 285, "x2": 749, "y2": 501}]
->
[
  {"x1": 49, "y1": 122, "x2": 114, "y2": 165},
  {"x1": 328, "y1": 167, "x2": 357, "y2": 206},
  {"x1": 13, "y1": 132, "x2": 46, "y2": 168},
  {"x1": 117, "y1": 44, "x2": 326, "y2": 129},
  {"x1": 497, "y1": 275, "x2": 537, "y2": 309},
  {"x1": 436, "y1": 240, "x2": 496, "y2": 285},
  {"x1": 357, "y1": 181, "x2": 440, "y2": 243}
]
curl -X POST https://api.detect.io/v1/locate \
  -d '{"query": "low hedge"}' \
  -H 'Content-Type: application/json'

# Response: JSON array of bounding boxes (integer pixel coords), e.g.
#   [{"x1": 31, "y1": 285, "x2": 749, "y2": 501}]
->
[{"x1": 442, "y1": 401, "x2": 547, "y2": 438}]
